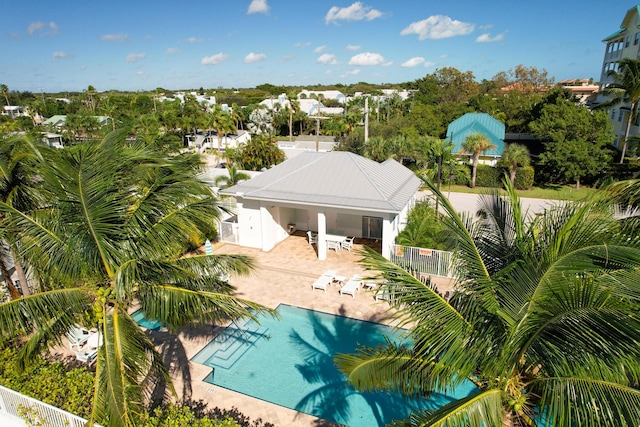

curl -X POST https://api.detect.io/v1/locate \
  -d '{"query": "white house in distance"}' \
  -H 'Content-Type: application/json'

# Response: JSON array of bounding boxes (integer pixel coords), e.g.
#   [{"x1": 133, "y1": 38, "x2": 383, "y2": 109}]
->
[{"x1": 219, "y1": 151, "x2": 422, "y2": 261}]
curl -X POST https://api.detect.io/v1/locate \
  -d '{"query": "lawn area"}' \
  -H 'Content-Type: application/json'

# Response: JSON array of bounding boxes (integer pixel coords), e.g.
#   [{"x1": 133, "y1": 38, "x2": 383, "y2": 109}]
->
[{"x1": 437, "y1": 184, "x2": 599, "y2": 201}]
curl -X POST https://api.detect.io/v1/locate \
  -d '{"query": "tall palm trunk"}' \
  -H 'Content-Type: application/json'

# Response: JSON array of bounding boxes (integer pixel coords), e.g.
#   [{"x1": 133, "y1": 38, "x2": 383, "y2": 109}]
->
[
  {"x1": 11, "y1": 248, "x2": 30, "y2": 296},
  {"x1": 621, "y1": 101, "x2": 636, "y2": 164},
  {"x1": 0, "y1": 256, "x2": 20, "y2": 300},
  {"x1": 471, "y1": 154, "x2": 480, "y2": 188}
]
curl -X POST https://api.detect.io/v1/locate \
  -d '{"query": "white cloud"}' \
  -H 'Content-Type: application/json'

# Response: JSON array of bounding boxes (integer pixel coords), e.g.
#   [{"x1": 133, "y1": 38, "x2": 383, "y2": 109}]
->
[
  {"x1": 245, "y1": 52, "x2": 267, "y2": 63},
  {"x1": 424, "y1": 61, "x2": 436, "y2": 67},
  {"x1": 27, "y1": 21, "x2": 58, "y2": 36},
  {"x1": 52, "y1": 51, "x2": 72, "y2": 60},
  {"x1": 476, "y1": 32, "x2": 505, "y2": 43},
  {"x1": 401, "y1": 15, "x2": 474, "y2": 40},
  {"x1": 401, "y1": 57, "x2": 425, "y2": 68},
  {"x1": 294, "y1": 41, "x2": 311, "y2": 48},
  {"x1": 101, "y1": 33, "x2": 128, "y2": 42},
  {"x1": 186, "y1": 37, "x2": 203, "y2": 43},
  {"x1": 325, "y1": 2, "x2": 382, "y2": 24},
  {"x1": 348, "y1": 52, "x2": 386, "y2": 66},
  {"x1": 341, "y1": 69, "x2": 361, "y2": 78},
  {"x1": 201, "y1": 53, "x2": 229, "y2": 65},
  {"x1": 280, "y1": 54, "x2": 295, "y2": 63},
  {"x1": 317, "y1": 53, "x2": 338, "y2": 65},
  {"x1": 345, "y1": 44, "x2": 361, "y2": 51},
  {"x1": 165, "y1": 47, "x2": 179, "y2": 54},
  {"x1": 126, "y1": 53, "x2": 146, "y2": 63},
  {"x1": 248, "y1": 0, "x2": 269, "y2": 14},
  {"x1": 313, "y1": 45, "x2": 328, "y2": 53}
]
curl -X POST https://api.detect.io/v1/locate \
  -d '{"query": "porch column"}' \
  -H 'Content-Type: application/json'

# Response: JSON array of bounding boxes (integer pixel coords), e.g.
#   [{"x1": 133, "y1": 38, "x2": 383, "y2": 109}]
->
[
  {"x1": 381, "y1": 218, "x2": 393, "y2": 259},
  {"x1": 317, "y1": 211, "x2": 327, "y2": 260}
]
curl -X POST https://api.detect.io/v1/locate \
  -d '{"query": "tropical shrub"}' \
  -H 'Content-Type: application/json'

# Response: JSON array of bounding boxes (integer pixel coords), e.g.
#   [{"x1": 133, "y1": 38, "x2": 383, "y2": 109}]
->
[
  {"x1": 0, "y1": 347, "x2": 94, "y2": 418},
  {"x1": 513, "y1": 165, "x2": 535, "y2": 190},
  {"x1": 396, "y1": 200, "x2": 452, "y2": 250},
  {"x1": 474, "y1": 164, "x2": 500, "y2": 188}
]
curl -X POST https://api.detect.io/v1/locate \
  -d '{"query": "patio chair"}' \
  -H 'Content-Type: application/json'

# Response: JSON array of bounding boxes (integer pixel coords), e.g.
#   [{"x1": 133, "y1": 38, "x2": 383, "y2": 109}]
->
[
  {"x1": 311, "y1": 270, "x2": 337, "y2": 292},
  {"x1": 342, "y1": 236, "x2": 355, "y2": 251},
  {"x1": 307, "y1": 231, "x2": 317, "y2": 245},
  {"x1": 327, "y1": 240, "x2": 341, "y2": 252},
  {"x1": 66, "y1": 325, "x2": 91, "y2": 350},
  {"x1": 339, "y1": 274, "x2": 363, "y2": 298}
]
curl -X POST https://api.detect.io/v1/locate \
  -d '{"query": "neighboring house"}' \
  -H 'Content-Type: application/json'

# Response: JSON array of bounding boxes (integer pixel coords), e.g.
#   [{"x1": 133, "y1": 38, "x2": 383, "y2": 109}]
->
[
  {"x1": 40, "y1": 115, "x2": 110, "y2": 129},
  {"x1": 276, "y1": 135, "x2": 337, "y2": 159},
  {"x1": 596, "y1": 4, "x2": 640, "y2": 148},
  {"x1": 219, "y1": 151, "x2": 422, "y2": 261},
  {"x1": 447, "y1": 113, "x2": 505, "y2": 166},
  {"x1": 41, "y1": 132, "x2": 64, "y2": 148},
  {"x1": 186, "y1": 130, "x2": 251, "y2": 152},
  {"x1": 259, "y1": 94, "x2": 343, "y2": 116},
  {"x1": 298, "y1": 90, "x2": 346, "y2": 104},
  {"x1": 559, "y1": 79, "x2": 600, "y2": 106},
  {"x1": 2, "y1": 106, "x2": 27, "y2": 119}
]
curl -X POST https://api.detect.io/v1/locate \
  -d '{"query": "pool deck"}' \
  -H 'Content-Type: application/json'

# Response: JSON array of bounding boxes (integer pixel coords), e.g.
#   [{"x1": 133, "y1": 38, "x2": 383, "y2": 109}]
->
[{"x1": 162, "y1": 232, "x2": 453, "y2": 427}]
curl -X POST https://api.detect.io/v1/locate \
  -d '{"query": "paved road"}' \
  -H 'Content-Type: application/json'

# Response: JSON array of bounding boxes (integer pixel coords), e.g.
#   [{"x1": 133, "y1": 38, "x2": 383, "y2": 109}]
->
[{"x1": 417, "y1": 190, "x2": 562, "y2": 218}]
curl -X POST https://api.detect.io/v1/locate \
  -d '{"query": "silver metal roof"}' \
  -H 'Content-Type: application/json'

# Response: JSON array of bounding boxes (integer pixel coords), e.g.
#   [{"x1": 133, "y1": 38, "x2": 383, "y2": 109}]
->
[{"x1": 221, "y1": 151, "x2": 422, "y2": 213}]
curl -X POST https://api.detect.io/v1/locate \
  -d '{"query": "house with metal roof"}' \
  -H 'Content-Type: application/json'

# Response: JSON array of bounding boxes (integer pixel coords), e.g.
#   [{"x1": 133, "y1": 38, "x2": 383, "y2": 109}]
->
[
  {"x1": 446, "y1": 113, "x2": 505, "y2": 165},
  {"x1": 219, "y1": 151, "x2": 422, "y2": 260}
]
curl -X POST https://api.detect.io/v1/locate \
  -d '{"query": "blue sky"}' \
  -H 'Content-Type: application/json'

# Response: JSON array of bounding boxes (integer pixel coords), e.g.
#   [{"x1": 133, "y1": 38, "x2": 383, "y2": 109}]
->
[{"x1": 0, "y1": 0, "x2": 635, "y2": 93}]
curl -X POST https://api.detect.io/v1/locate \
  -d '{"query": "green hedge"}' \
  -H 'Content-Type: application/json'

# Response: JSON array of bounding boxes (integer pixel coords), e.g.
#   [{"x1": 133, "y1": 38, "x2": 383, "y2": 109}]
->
[
  {"x1": 475, "y1": 164, "x2": 501, "y2": 188},
  {"x1": 514, "y1": 166, "x2": 535, "y2": 190}
]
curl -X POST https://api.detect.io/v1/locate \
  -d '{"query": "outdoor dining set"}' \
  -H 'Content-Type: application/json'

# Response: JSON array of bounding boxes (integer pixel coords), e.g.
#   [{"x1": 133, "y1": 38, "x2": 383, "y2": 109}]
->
[{"x1": 307, "y1": 231, "x2": 355, "y2": 252}]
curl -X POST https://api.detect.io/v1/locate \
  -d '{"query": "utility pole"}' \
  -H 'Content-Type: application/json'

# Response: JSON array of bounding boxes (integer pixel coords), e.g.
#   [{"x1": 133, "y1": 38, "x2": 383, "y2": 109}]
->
[
  {"x1": 364, "y1": 96, "x2": 369, "y2": 143},
  {"x1": 309, "y1": 100, "x2": 328, "y2": 152}
]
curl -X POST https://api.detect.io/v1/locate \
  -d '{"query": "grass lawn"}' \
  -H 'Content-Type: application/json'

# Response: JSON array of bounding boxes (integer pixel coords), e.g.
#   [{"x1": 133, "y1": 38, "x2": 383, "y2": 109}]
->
[{"x1": 435, "y1": 184, "x2": 599, "y2": 202}]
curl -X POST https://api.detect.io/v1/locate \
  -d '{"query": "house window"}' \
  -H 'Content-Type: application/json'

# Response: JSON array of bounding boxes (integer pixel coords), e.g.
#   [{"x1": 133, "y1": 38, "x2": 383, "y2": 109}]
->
[
  {"x1": 635, "y1": 32, "x2": 640, "y2": 45},
  {"x1": 611, "y1": 109, "x2": 616, "y2": 120},
  {"x1": 619, "y1": 110, "x2": 625, "y2": 122},
  {"x1": 362, "y1": 216, "x2": 382, "y2": 239},
  {"x1": 626, "y1": 35, "x2": 631, "y2": 48}
]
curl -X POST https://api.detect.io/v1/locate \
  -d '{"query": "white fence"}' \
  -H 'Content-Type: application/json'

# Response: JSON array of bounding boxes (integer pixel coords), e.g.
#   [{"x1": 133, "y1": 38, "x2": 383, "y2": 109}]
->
[
  {"x1": 388, "y1": 245, "x2": 453, "y2": 278},
  {"x1": 0, "y1": 385, "x2": 93, "y2": 427}
]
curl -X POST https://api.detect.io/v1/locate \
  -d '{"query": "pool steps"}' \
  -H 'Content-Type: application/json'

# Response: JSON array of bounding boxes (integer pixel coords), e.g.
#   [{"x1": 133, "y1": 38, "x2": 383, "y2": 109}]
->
[{"x1": 191, "y1": 320, "x2": 268, "y2": 369}]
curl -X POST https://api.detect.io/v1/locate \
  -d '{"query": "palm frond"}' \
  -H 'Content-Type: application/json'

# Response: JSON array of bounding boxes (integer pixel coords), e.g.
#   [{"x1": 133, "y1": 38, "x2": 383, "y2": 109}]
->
[
  {"x1": 137, "y1": 284, "x2": 276, "y2": 330},
  {"x1": 336, "y1": 338, "x2": 470, "y2": 396},
  {"x1": 531, "y1": 377, "x2": 640, "y2": 427},
  {"x1": 91, "y1": 306, "x2": 172, "y2": 426},
  {"x1": 390, "y1": 388, "x2": 503, "y2": 427},
  {"x1": 358, "y1": 247, "x2": 487, "y2": 383}
]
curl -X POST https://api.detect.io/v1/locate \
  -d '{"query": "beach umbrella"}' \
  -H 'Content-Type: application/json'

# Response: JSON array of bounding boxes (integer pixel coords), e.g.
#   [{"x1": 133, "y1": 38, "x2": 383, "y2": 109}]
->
[{"x1": 205, "y1": 239, "x2": 213, "y2": 255}]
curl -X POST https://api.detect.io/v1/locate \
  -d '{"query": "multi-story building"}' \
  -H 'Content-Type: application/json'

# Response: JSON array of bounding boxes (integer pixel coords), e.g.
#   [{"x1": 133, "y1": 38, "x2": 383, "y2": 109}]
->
[{"x1": 598, "y1": 4, "x2": 640, "y2": 149}]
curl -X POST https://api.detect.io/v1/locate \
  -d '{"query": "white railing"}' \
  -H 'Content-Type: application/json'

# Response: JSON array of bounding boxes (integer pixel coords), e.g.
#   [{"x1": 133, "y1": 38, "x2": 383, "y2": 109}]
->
[
  {"x1": 0, "y1": 385, "x2": 94, "y2": 427},
  {"x1": 388, "y1": 245, "x2": 453, "y2": 278}
]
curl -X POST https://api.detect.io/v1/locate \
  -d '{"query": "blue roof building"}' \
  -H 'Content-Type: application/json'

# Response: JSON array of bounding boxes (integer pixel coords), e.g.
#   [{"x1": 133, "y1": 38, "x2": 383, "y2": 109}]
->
[{"x1": 446, "y1": 113, "x2": 505, "y2": 158}]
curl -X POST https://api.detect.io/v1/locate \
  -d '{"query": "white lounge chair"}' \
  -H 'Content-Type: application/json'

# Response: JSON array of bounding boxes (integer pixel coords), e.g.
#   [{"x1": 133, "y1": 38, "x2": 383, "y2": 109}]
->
[
  {"x1": 339, "y1": 274, "x2": 363, "y2": 298},
  {"x1": 66, "y1": 325, "x2": 91, "y2": 350},
  {"x1": 311, "y1": 270, "x2": 337, "y2": 292}
]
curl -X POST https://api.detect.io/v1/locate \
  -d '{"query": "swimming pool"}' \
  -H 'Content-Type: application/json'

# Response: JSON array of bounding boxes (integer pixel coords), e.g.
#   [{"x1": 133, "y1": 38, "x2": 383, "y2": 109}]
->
[
  {"x1": 131, "y1": 309, "x2": 163, "y2": 331},
  {"x1": 191, "y1": 304, "x2": 478, "y2": 427}
]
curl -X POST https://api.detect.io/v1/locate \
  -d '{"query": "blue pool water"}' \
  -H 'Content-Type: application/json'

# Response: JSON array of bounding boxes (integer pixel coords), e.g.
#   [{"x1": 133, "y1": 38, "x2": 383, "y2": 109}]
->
[
  {"x1": 131, "y1": 309, "x2": 163, "y2": 331},
  {"x1": 191, "y1": 304, "x2": 478, "y2": 427}
]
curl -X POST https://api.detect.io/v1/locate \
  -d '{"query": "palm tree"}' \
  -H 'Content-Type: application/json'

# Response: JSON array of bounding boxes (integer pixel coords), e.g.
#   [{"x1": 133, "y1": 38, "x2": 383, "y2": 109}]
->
[
  {"x1": 597, "y1": 58, "x2": 640, "y2": 164},
  {"x1": 286, "y1": 93, "x2": 300, "y2": 143},
  {"x1": 461, "y1": 132, "x2": 496, "y2": 188},
  {"x1": 0, "y1": 134, "x2": 41, "y2": 298},
  {"x1": 214, "y1": 164, "x2": 251, "y2": 189},
  {"x1": 0, "y1": 84, "x2": 9, "y2": 107},
  {"x1": 499, "y1": 143, "x2": 530, "y2": 186},
  {"x1": 0, "y1": 132, "x2": 274, "y2": 426},
  {"x1": 337, "y1": 179, "x2": 640, "y2": 427},
  {"x1": 209, "y1": 106, "x2": 236, "y2": 166}
]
